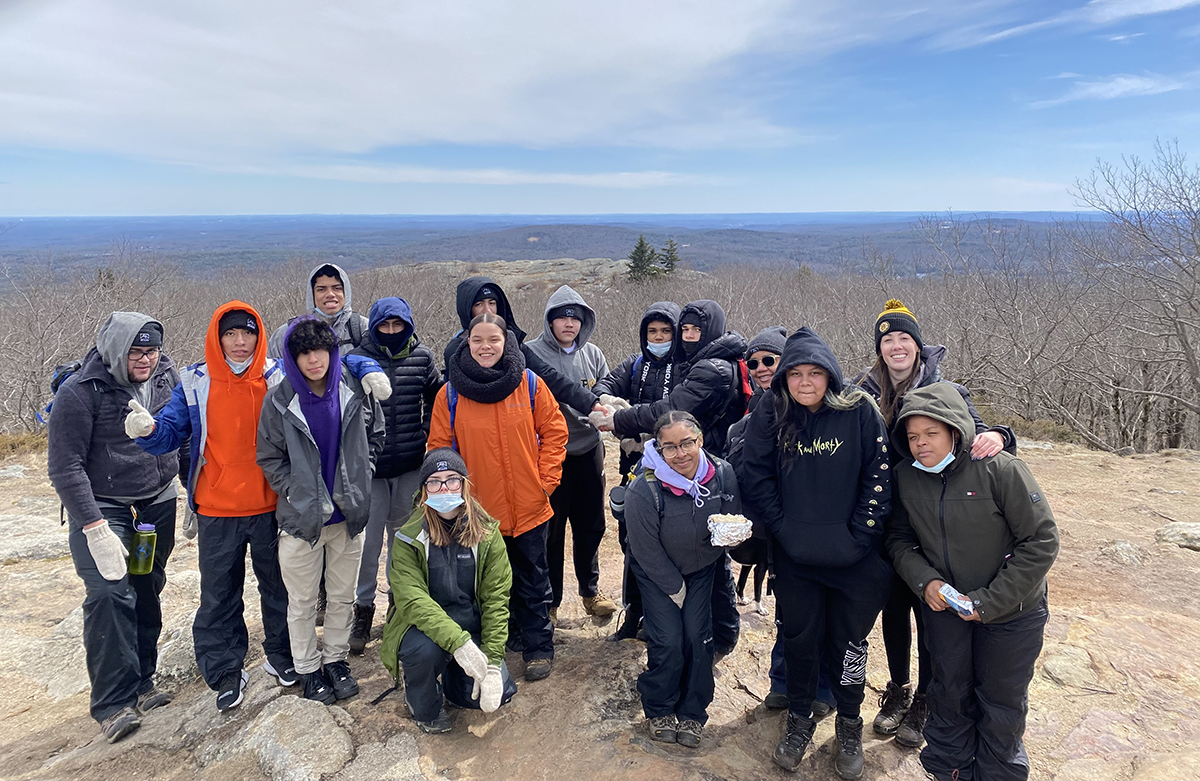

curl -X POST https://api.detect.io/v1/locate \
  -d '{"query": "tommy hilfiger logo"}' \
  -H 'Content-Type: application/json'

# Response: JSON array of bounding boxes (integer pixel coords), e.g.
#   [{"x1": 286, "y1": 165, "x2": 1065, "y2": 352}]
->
[{"x1": 966, "y1": 491, "x2": 977, "y2": 496}]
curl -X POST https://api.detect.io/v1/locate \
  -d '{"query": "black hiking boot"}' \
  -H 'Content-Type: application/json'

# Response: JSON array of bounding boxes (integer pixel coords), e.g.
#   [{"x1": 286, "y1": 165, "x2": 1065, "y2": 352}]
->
[
  {"x1": 773, "y1": 711, "x2": 816, "y2": 772},
  {"x1": 607, "y1": 609, "x2": 643, "y2": 642},
  {"x1": 349, "y1": 603, "x2": 375, "y2": 655},
  {"x1": 895, "y1": 693, "x2": 928, "y2": 748},
  {"x1": 834, "y1": 715, "x2": 865, "y2": 780},
  {"x1": 872, "y1": 680, "x2": 911, "y2": 735},
  {"x1": 416, "y1": 707, "x2": 455, "y2": 734}
]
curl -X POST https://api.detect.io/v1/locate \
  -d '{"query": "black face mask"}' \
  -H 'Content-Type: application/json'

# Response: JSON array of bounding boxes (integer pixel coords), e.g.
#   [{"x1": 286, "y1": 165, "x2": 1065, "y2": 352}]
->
[
  {"x1": 683, "y1": 340, "x2": 702, "y2": 357},
  {"x1": 375, "y1": 328, "x2": 410, "y2": 353}
]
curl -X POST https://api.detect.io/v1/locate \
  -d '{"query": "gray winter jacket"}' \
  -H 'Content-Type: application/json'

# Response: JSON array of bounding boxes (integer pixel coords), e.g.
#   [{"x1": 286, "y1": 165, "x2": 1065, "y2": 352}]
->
[
  {"x1": 625, "y1": 456, "x2": 740, "y2": 598},
  {"x1": 47, "y1": 312, "x2": 186, "y2": 531},
  {"x1": 267, "y1": 261, "x2": 370, "y2": 359},
  {"x1": 255, "y1": 372, "x2": 386, "y2": 544},
  {"x1": 524, "y1": 285, "x2": 609, "y2": 456}
]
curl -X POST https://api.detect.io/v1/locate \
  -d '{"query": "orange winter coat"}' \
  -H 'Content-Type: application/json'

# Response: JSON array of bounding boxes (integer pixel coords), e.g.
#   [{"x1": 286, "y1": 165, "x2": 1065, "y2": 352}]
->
[{"x1": 427, "y1": 372, "x2": 568, "y2": 537}]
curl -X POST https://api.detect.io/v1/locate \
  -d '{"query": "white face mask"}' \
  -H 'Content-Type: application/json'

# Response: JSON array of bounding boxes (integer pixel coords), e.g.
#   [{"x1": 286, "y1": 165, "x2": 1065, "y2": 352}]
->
[
  {"x1": 425, "y1": 493, "x2": 465, "y2": 514},
  {"x1": 646, "y1": 341, "x2": 672, "y2": 358},
  {"x1": 225, "y1": 356, "x2": 253, "y2": 374},
  {"x1": 912, "y1": 450, "x2": 956, "y2": 474}
]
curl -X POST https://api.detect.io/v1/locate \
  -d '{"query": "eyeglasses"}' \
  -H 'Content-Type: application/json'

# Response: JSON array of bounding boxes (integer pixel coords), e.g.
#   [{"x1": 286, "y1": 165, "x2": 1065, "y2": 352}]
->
[
  {"x1": 657, "y1": 437, "x2": 700, "y2": 458},
  {"x1": 128, "y1": 348, "x2": 160, "y2": 362},
  {"x1": 746, "y1": 355, "x2": 777, "y2": 370},
  {"x1": 424, "y1": 476, "x2": 464, "y2": 493}
]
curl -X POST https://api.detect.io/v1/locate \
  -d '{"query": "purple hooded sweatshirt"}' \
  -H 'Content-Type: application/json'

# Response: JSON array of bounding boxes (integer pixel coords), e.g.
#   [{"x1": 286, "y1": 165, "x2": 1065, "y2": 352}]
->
[{"x1": 281, "y1": 317, "x2": 345, "y2": 526}]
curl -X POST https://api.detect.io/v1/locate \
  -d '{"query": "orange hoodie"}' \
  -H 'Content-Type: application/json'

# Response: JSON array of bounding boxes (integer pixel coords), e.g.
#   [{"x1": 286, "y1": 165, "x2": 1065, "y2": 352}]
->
[
  {"x1": 427, "y1": 372, "x2": 568, "y2": 537},
  {"x1": 193, "y1": 301, "x2": 278, "y2": 517}
]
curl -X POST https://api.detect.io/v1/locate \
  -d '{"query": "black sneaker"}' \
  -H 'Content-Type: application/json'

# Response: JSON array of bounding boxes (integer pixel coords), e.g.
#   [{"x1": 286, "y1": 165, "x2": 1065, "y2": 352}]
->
[
  {"x1": 895, "y1": 693, "x2": 928, "y2": 748},
  {"x1": 676, "y1": 719, "x2": 703, "y2": 749},
  {"x1": 216, "y1": 670, "x2": 249, "y2": 712},
  {"x1": 872, "y1": 680, "x2": 911, "y2": 735},
  {"x1": 764, "y1": 691, "x2": 789, "y2": 710},
  {"x1": 773, "y1": 711, "x2": 816, "y2": 772},
  {"x1": 834, "y1": 715, "x2": 865, "y2": 780},
  {"x1": 100, "y1": 706, "x2": 141, "y2": 744},
  {"x1": 263, "y1": 656, "x2": 298, "y2": 687},
  {"x1": 136, "y1": 686, "x2": 171, "y2": 714},
  {"x1": 324, "y1": 660, "x2": 360, "y2": 700},
  {"x1": 647, "y1": 714, "x2": 677, "y2": 743},
  {"x1": 348, "y1": 603, "x2": 375, "y2": 655},
  {"x1": 416, "y1": 707, "x2": 454, "y2": 734},
  {"x1": 302, "y1": 669, "x2": 336, "y2": 705}
]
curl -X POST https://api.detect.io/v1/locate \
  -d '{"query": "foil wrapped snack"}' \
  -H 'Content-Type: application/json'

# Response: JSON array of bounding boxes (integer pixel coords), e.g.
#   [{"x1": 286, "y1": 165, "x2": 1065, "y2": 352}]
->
[{"x1": 707, "y1": 513, "x2": 753, "y2": 547}]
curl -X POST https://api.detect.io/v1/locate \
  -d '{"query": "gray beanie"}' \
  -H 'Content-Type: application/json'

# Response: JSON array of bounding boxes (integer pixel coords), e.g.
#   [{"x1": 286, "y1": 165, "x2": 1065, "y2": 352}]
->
[
  {"x1": 746, "y1": 326, "x2": 787, "y2": 358},
  {"x1": 419, "y1": 448, "x2": 468, "y2": 486}
]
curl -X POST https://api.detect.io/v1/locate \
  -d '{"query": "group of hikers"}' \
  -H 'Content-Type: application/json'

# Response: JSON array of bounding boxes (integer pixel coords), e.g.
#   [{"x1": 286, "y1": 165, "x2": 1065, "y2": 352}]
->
[{"x1": 46, "y1": 261, "x2": 1059, "y2": 781}]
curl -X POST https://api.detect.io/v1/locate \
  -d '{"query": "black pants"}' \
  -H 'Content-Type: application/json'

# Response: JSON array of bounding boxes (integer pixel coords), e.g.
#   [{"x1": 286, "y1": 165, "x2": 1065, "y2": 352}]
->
[
  {"x1": 711, "y1": 552, "x2": 740, "y2": 655},
  {"x1": 399, "y1": 627, "x2": 518, "y2": 721},
  {"x1": 67, "y1": 499, "x2": 176, "y2": 723},
  {"x1": 920, "y1": 600, "x2": 1048, "y2": 781},
  {"x1": 617, "y1": 513, "x2": 642, "y2": 622},
  {"x1": 504, "y1": 521, "x2": 554, "y2": 660},
  {"x1": 194, "y1": 511, "x2": 291, "y2": 689},
  {"x1": 633, "y1": 558, "x2": 717, "y2": 724},
  {"x1": 773, "y1": 550, "x2": 891, "y2": 719},
  {"x1": 882, "y1": 573, "x2": 932, "y2": 693},
  {"x1": 547, "y1": 443, "x2": 606, "y2": 605}
]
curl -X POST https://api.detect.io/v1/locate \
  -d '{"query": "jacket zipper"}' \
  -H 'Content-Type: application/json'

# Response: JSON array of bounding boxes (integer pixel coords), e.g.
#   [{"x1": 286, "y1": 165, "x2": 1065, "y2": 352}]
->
[{"x1": 938, "y1": 473, "x2": 958, "y2": 588}]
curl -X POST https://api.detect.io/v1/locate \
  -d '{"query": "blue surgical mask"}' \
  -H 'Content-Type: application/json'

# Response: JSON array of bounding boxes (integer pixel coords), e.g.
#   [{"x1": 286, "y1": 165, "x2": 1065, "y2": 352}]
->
[
  {"x1": 912, "y1": 450, "x2": 956, "y2": 474},
  {"x1": 424, "y1": 493, "x2": 465, "y2": 514},
  {"x1": 646, "y1": 341, "x2": 672, "y2": 358}
]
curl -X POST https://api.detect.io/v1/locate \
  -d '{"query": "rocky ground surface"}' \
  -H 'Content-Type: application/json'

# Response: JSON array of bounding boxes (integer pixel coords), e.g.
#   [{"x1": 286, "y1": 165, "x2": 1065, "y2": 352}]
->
[{"x1": 0, "y1": 442, "x2": 1198, "y2": 780}]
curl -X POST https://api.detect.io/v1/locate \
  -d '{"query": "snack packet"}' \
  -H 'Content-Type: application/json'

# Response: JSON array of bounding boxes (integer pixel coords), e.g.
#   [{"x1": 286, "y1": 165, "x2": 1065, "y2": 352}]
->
[
  {"x1": 708, "y1": 513, "x2": 753, "y2": 547},
  {"x1": 938, "y1": 583, "x2": 975, "y2": 617}
]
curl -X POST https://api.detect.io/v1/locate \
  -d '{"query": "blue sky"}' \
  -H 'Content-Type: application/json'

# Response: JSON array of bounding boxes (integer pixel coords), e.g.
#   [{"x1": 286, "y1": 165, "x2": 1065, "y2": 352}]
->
[{"x1": 1, "y1": 0, "x2": 1198, "y2": 215}]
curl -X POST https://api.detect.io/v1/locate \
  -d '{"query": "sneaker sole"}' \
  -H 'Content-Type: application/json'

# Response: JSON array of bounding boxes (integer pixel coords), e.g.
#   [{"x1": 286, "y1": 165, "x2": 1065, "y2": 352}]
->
[
  {"x1": 263, "y1": 659, "x2": 298, "y2": 687},
  {"x1": 773, "y1": 748, "x2": 804, "y2": 772},
  {"x1": 649, "y1": 730, "x2": 677, "y2": 744},
  {"x1": 333, "y1": 683, "x2": 360, "y2": 700},
  {"x1": 894, "y1": 732, "x2": 925, "y2": 748},
  {"x1": 217, "y1": 670, "x2": 249, "y2": 712},
  {"x1": 105, "y1": 719, "x2": 141, "y2": 744},
  {"x1": 305, "y1": 691, "x2": 337, "y2": 705},
  {"x1": 524, "y1": 666, "x2": 552, "y2": 682},
  {"x1": 676, "y1": 733, "x2": 701, "y2": 748}
]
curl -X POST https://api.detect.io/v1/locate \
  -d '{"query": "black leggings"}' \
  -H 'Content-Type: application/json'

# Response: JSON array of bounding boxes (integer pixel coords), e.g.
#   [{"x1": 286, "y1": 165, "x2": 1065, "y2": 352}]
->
[{"x1": 881, "y1": 573, "x2": 931, "y2": 694}]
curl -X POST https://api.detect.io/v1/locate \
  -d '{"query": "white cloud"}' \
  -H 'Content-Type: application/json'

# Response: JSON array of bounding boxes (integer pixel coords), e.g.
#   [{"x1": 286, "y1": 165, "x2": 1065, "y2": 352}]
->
[
  {"x1": 934, "y1": 0, "x2": 1200, "y2": 49},
  {"x1": 1030, "y1": 73, "x2": 1188, "y2": 107}
]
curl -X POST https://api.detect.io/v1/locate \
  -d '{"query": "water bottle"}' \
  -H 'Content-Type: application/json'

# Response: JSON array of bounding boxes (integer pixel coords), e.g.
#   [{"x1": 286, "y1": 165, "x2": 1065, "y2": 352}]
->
[
  {"x1": 608, "y1": 485, "x2": 627, "y2": 524},
  {"x1": 129, "y1": 523, "x2": 157, "y2": 575}
]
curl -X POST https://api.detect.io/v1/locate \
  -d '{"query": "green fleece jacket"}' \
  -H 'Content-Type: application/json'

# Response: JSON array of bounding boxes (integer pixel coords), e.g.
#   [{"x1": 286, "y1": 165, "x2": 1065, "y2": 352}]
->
[
  {"x1": 885, "y1": 383, "x2": 1059, "y2": 624},
  {"x1": 380, "y1": 505, "x2": 512, "y2": 680}
]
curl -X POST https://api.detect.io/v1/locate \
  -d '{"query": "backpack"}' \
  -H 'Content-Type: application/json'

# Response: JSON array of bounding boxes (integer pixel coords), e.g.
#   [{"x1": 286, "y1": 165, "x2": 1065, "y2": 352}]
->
[
  {"x1": 36, "y1": 360, "x2": 99, "y2": 424},
  {"x1": 732, "y1": 358, "x2": 753, "y2": 418},
  {"x1": 610, "y1": 458, "x2": 734, "y2": 524},
  {"x1": 447, "y1": 369, "x2": 538, "y2": 452}
]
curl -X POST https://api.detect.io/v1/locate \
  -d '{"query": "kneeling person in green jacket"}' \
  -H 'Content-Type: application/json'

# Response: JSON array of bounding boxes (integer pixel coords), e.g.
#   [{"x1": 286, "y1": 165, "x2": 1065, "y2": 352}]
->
[
  {"x1": 380, "y1": 448, "x2": 518, "y2": 733},
  {"x1": 887, "y1": 384, "x2": 1058, "y2": 781}
]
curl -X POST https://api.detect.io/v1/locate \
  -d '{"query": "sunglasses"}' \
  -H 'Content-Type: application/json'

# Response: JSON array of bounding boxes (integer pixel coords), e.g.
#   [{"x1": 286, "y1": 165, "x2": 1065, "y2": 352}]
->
[{"x1": 746, "y1": 355, "x2": 778, "y2": 370}]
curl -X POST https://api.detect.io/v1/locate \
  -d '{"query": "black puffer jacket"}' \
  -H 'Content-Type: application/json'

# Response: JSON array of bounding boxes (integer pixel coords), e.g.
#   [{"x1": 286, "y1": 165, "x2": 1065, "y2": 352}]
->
[
  {"x1": 350, "y1": 297, "x2": 443, "y2": 479},
  {"x1": 442, "y1": 276, "x2": 598, "y2": 414},
  {"x1": 612, "y1": 300, "x2": 747, "y2": 458},
  {"x1": 855, "y1": 344, "x2": 1016, "y2": 453},
  {"x1": 594, "y1": 301, "x2": 683, "y2": 405}
]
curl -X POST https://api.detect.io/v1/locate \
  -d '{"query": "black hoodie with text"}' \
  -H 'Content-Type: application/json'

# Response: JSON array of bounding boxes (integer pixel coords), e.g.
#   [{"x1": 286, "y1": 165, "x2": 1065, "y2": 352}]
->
[{"x1": 740, "y1": 327, "x2": 891, "y2": 568}]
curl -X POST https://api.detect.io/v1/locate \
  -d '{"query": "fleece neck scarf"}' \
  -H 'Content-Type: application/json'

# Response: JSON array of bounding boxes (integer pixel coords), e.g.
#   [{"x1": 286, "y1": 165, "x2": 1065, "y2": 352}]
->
[
  {"x1": 447, "y1": 333, "x2": 527, "y2": 404},
  {"x1": 642, "y1": 441, "x2": 712, "y2": 508}
]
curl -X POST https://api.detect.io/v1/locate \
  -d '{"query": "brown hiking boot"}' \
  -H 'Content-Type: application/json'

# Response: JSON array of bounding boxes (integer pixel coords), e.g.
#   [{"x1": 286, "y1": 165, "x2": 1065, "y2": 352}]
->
[{"x1": 583, "y1": 591, "x2": 618, "y2": 617}]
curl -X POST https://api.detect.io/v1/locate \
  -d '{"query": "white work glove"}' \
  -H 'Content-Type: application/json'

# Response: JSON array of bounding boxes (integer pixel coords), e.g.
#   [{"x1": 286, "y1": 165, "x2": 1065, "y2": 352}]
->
[
  {"x1": 453, "y1": 640, "x2": 489, "y2": 694},
  {"x1": 588, "y1": 406, "x2": 616, "y2": 432},
  {"x1": 361, "y1": 371, "x2": 393, "y2": 401},
  {"x1": 479, "y1": 664, "x2": 503, "y2": 713},
  {"x1": 669, "y1": 582, "x2": 687, "y2": 609},
  {"x1": 598, "y1": 394, "x2": 631, "y2": 411},
  {"x1": 83, "y1": 521, "x2": 129, "y2": 581},
  {"x1": 182, "y1": 509, "x2": 199, "y2": 540},
  {"x1": 124, "y1": 399, "x2": 156, "y2": 439}
]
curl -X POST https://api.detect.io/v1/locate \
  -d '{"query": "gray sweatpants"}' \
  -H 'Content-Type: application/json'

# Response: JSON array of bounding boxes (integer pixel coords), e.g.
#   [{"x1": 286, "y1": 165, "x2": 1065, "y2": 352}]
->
[{"x1": 355, "y1": 471, "x2": 422, "y2": 607}]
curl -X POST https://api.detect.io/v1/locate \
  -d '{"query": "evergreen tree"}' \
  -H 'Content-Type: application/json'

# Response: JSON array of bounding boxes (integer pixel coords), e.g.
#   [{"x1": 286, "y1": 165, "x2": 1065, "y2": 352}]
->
[
  {"x1": 659, "y1": 238, "x2": 680, "y2": 275},
  {"x1": 626, "y1": 234, "x2": 660, "y2": 282}
]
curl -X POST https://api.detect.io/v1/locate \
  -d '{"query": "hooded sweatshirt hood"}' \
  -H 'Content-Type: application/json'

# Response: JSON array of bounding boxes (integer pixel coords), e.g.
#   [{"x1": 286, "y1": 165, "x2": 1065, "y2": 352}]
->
[
  {"x1": 368, "y1": 297, "x2": 416, "y2": 358},
  {"x1": 96, "y1": 311, "x2": 161, "y2": 390},
  {"x1": 539, "y1": 285, "x2": 596, "y2": 351},
  {"x1": 205, "y1": 300, "x2": 267, "y2": 382},
  {"x1": 773, "y1": 326, "x2": 845, "y2": 395},
  {"x1": 677, "y1": 300, "x2": 726, "y2": 358},
  {"x1": 640, "y1": 301, "x2": 681, "y2": 362},
  {"x1": 892, "y1": 382, "x2": 975, "y2": 463},
  {"x1": 305, "y1": 262, "x2": 356, "y2": 323},
  {"x1": 454, "y1": 276, "x2": 526, "y2": 343}
]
